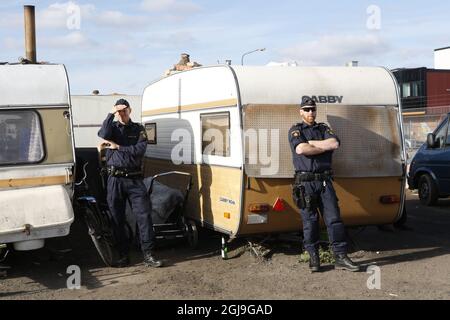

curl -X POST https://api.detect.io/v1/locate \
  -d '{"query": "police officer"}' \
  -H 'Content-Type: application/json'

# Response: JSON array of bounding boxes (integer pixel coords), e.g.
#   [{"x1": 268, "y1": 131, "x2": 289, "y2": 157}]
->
[
  {"x1": 289, "y1": 97, "x2": 359, "y2": 272},
  {"x1": 98, "y1": 99, "x2": 162, "y2": 268}
]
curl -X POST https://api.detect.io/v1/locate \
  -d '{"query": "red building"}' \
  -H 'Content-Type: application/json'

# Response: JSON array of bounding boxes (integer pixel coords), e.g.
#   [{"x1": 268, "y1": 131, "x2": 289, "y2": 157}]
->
[
  {"x1": 427, "y1": 70, "x2": 450, "y2": 110},
  {"x1": 393, "y1": 67, "x2": 450, "y2": 113}
]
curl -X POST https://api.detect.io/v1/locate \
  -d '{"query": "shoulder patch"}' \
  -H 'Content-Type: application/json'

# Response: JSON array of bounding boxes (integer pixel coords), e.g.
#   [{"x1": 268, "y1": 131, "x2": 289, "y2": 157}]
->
[{"x1": 291, "y1": 130, "x2": 301, "y2": 138}]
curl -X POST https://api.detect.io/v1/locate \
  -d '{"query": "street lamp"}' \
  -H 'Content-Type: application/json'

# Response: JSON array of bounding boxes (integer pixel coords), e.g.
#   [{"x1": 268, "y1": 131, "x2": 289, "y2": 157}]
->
[{"x1": 241, "y1": 48, "x2": 266, "y2": 66}]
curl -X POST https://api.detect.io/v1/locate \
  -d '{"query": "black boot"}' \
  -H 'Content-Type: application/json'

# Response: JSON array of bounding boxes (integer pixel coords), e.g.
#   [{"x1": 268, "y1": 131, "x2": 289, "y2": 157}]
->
[
  {"x1": 309, "y1": 252, "x2": 320, "y2": 273},
  {"x1": 112, "y1": 254, "x2": 130, "y2": 268},
  {"x1": 334, "y1": 254, "x2": 360, "y2": 272},
  {"x1": 143, "y1": 251, "x2": 163, "y2": 268}
]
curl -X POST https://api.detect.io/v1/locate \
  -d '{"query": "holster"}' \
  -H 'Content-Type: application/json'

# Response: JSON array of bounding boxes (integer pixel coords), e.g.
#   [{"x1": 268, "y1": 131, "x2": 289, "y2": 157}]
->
[
  {"x1": 292, "y1": 184, "x2": 320, "y2": 210},
  {"x1": 292, "y1": 184, "x2": 306, "y2": 209},
  {"x1": 105, "y1": 166, "x2": 143, "y2": 178}
]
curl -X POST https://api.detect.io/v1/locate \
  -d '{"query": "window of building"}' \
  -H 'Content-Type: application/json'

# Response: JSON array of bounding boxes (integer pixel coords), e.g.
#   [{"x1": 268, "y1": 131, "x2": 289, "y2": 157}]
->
[
  {"x1": 201, "y1": 112, "x2": 230, "y2": 157},
  {"x1": 402, "y1": 81, "x2": 421, "y2": 98},
  {"x1": 402, "y1": 83, "x2": 411, "y2": 98},
  {"x1": 145, "y1": 123, "x2": 157, "y2": 144},
  {"x1": 0, "y1": 110, "x2": 45, "y2": 165},
  {"x1": 411, "y1": 81, "x2": 420, "y2": 97}
]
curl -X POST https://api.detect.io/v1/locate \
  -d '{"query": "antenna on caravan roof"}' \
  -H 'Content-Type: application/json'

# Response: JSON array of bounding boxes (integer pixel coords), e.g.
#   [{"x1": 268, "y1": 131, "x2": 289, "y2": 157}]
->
[{"x1": 346, "y1": 61, "x2": 359, "y2": 67}]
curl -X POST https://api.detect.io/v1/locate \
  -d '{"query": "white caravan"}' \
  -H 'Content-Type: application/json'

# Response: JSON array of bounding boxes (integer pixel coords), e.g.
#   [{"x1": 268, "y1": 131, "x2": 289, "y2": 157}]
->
[
  {"x1": 71, "y1": 95, "x2": 141, "y2": 148},
  {"x1": 0, "y1": 63, "x2": 75, "y2": 252},
  {"x1": 141, "y1": 65, "x2": 406, "y2": 238}
]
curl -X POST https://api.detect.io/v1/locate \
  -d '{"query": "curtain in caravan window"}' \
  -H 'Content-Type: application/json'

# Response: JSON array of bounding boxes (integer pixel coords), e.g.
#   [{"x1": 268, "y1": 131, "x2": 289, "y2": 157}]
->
[
  {"x1": 0, "y1": 110, "x2": 44, "y2": 165},
  {"x1": 201, "y1": 112, "x2": 230, "y2": 157}
]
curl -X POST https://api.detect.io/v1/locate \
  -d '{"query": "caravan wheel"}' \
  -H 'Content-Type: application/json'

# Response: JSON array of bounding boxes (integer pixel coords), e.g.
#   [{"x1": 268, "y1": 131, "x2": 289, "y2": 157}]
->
[{"x1": 184, "y1": 220, "x2": 198, "y2": 249}]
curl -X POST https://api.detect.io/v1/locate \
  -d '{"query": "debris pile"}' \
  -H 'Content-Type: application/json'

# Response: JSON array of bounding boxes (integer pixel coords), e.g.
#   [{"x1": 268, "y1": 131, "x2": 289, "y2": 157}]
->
[{"x1": 165, "y1": 53, "x2": 202, "y2": 76}]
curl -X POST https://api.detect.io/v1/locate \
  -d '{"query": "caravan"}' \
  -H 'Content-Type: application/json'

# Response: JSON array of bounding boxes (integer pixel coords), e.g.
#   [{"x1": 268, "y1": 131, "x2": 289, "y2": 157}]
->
[
  {"x1": 141, "y1": 65, "x2": 407, "y2": 239},
  {"x1": 0, "y1": 63, "x2": 75, "y2": 253}
]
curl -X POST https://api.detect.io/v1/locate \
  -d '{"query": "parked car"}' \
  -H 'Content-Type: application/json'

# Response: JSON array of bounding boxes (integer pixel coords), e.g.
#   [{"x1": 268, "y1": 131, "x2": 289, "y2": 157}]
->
[{"x1": 408, "y1": 113, "x2": 450, "y2": 206}]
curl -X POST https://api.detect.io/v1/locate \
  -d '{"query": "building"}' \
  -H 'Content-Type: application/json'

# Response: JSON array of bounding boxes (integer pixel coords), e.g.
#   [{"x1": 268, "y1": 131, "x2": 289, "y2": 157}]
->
[
  {"x1": 392, "y1": 66, "x2": 450, "y2": 158},
  {"x1": 392, "y1": 67, "x2": 450, "y2": 113},
  {"x1": 435, "y1": 47, "x2": 450, "y2": 69},
  {"x1": 393, "y1": 48, "x2": 450, "y2": 158}
]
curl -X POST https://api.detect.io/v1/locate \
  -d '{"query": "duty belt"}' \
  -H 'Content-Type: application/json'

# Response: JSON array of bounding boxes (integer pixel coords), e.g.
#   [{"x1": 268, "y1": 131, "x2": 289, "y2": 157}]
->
[
  {"x1": 294, "y1": 171, "x2": 333, "y2": 184},
  {"x1": 106, "y1": 166, "x2": 143, "y2": 178}
]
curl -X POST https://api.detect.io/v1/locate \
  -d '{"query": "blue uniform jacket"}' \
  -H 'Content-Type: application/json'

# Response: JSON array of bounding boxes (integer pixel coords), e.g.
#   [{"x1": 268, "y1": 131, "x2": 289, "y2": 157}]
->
[
  {"x1": 98, "y1": 113, "x2": 148, "y2": 169},
  {"x1": 288, "y1": 122, "x2": 340, "y2": 173}
]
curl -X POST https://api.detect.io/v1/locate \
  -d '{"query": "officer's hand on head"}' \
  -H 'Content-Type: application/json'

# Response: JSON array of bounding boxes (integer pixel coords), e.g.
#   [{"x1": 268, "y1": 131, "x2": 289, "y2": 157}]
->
[{"x1": 110, "y1": 104, "x2": 128, "y2": 115}]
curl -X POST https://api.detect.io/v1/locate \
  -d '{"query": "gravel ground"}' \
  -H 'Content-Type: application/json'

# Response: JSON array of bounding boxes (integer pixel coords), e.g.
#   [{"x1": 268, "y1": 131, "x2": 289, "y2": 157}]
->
[{"x1": 1, "y1": 191, "x2": 449, "y2": 300}]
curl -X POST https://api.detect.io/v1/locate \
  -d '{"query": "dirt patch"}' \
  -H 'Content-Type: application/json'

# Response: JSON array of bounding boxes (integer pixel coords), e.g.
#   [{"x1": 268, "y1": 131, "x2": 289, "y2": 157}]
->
[{"x1": 1, "y1": 192, "x2": 450, "y2": 300}]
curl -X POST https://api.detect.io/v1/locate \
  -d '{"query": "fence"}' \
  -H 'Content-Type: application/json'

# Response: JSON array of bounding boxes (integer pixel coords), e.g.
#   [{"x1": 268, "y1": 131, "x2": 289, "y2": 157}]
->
[{"x1": 403, "y1": 113, "x2": 447, "y2": 162}]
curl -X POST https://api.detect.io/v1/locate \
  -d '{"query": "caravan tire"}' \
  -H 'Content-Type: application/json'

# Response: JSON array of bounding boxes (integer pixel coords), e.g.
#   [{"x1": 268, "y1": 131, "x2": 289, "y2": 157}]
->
[{"x1": 184, "y1": 220, "x2": 198, "y2": 249}]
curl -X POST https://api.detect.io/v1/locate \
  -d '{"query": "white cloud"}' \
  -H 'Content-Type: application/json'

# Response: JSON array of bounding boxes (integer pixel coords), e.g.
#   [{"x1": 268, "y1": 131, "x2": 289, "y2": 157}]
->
[
  {"x1": 40, "y1": 31, "x2": 96, "y2": 49},
  {"x1": 95, "y1": 10, "x2": 148, "y2": 28},
  {"x1": 2, "y1": 37, "x2": 22, "y2": 50},
  {"x1": 280, "y1": 34, "x2": 391, "y2": 66},
  {"x1": 0, "y1": 12, "x2": 22, "y2": 28},
  {"x1": 140, "y1": 0, "x2": 201, "y2": 14},
  {"x1": 38, "y1": 2, "x2": 95, "y2": 29},
  {"x1": 0, "y1": 2, "x2": 144, "y2": 30},
  {"x1": 140, "y1": 31, "x2": 196, "y2": 49}
]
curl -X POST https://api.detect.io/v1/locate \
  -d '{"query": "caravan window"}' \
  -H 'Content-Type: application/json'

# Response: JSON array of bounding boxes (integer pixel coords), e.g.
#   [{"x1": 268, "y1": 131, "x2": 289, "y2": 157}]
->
[
  {"x1": 145, "y1": 123, "x2": 157, "y2": 144},
  {"x1": 201, "y1": 112, "x2": 230, "y2": 157},
  {"x1": 0, "y1": 110, "x2": 45, "y2": 165}
]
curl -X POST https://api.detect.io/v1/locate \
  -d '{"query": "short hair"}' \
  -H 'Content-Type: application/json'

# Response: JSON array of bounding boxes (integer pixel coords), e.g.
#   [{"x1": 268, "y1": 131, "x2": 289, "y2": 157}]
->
[
  {"x1": 114, "y1": 98, "x2": 130, "y2": 108},
  {"x1": 300, "y1": 97, "x2": 316, "y2": 108}
]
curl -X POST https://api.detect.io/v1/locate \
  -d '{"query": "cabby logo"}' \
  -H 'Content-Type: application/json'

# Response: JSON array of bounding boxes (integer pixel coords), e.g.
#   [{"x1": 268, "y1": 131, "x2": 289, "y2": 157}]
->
[{"x1": 302, "y1": 95, "x2": 344, "y2": 104}]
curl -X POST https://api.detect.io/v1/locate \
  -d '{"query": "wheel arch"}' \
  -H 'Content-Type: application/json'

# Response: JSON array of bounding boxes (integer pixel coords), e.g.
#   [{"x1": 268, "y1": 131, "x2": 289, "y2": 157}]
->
[{"x1": 413, "y1": 168, "x2": 439, "y2": 191}]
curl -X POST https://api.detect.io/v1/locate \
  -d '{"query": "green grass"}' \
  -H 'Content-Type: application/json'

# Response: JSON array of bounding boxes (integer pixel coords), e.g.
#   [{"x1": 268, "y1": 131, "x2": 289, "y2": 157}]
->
[{"x1": 299, "y1": 247, "x2": 336, "y2": 264}]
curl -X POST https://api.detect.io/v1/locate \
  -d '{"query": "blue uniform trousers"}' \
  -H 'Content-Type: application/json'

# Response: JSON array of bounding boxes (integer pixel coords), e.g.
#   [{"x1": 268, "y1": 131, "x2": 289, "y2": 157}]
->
[
  {"x1": 107, "y1": 176, "x2": 155, "y2": 254},
  {"x1": 299, "y1": 180, "x2": 347, "y2": 255}
]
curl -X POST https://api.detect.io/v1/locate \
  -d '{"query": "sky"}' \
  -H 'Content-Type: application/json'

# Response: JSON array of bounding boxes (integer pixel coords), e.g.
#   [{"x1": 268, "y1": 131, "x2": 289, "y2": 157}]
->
[{"x1": 1, "y1": 0, "x2": 450, "y2": 94}]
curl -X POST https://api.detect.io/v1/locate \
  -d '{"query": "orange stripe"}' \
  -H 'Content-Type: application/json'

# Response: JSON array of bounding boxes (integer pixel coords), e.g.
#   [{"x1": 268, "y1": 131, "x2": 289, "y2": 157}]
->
[
  {"x1": 403, "y1": 111, "x2": 426, "y2": 116},
  {"x1": 142, "y1": 98, "x2": 238, "y2": 116},
  {"x1": 0, "y1": 175, "x2": 70, "y2": 188}
]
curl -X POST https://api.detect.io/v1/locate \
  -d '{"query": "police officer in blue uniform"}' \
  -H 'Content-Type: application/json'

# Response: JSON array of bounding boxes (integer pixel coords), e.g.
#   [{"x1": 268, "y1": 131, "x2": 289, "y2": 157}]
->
[
  {"x1": 98, "y1": 99, "x2": 162, "y2": 268},
  {"x1": 289, "y1": 97, "x2": 359, "y2": 272}
]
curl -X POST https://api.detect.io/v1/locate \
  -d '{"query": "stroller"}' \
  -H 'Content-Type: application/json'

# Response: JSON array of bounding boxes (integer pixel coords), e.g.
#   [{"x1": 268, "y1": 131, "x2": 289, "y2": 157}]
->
[
  {"x1": 74, "y1": 148, "x2": 197, "y2": 267},
  {"x1": 143, "y1": 172, "x2": 197, "y2": 248}
]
